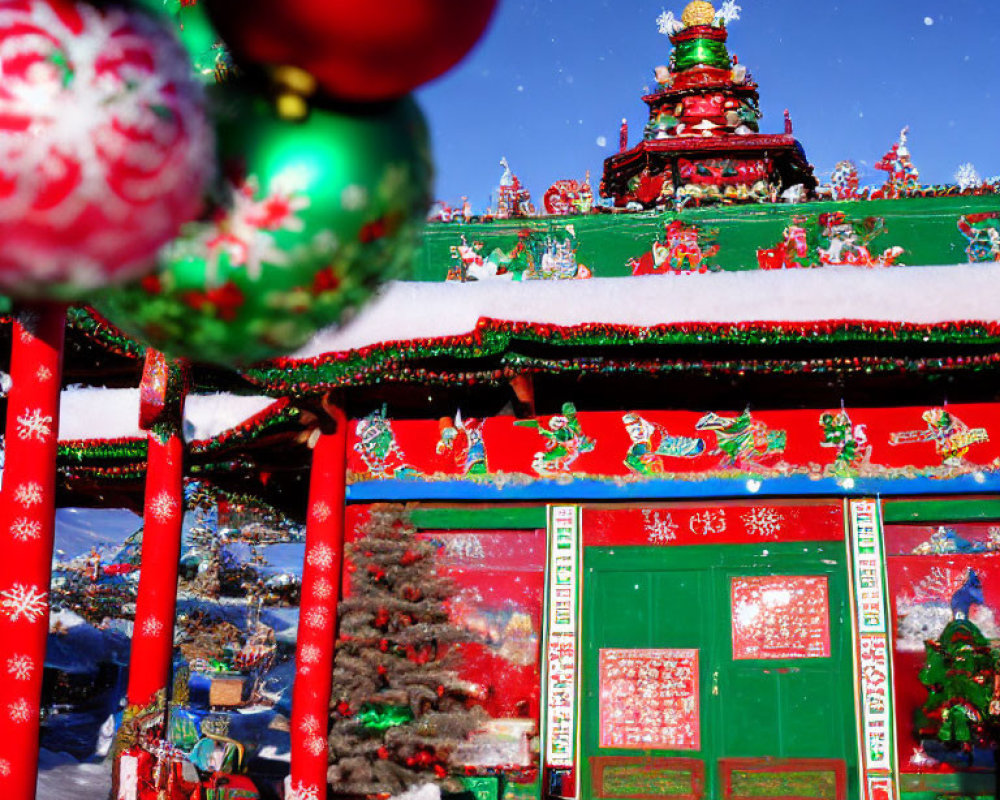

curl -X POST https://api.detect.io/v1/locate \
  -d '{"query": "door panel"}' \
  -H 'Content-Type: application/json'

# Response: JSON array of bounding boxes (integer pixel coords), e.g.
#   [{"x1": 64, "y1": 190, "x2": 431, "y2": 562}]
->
[{"x1": 581, "y1": 541, "x2": 857, "y2": 800}]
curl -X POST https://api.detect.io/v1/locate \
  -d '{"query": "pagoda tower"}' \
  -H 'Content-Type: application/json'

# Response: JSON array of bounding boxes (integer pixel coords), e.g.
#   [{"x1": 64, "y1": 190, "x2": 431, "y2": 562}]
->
[{"x1": 601, "y1": 0, "x2": 816, "y2": 207}]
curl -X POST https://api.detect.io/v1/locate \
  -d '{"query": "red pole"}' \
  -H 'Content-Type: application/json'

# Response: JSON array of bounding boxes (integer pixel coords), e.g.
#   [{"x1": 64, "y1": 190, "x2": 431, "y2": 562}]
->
[
  {"x1": 126, "y1": 430, "x2": 185, "y2": 707},
  {"x1": 126, "y1": 352, "x2": 187, "y2": 709},
  {"x1": 289, "y1": 405, "x2": 348, "y2": 800},
  {"x1": 0, "y1": 304, "x2": 66, "y2": 800}
]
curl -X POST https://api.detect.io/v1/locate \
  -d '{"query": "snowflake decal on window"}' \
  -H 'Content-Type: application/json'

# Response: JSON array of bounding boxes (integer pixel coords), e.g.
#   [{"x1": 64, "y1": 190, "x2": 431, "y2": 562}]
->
[
  {"x1": 149, "y1": 491, "x2": 178, "y2": 524},
  {"x1": 16, "y1": 408, "x2": 53, "y2": 442},
  {"x1": 312, "y1": 578, "x2": 334, "y2": 600},
  {"x1": 689, "y1": 510, "x2": 727, "y2": 537},
  {"x1": 306, "y1": 543, "x2": 335, "y2": 570},
  {"x1": 741, "y1": 507, "x2": 784, "y2": 539},
  {"x1": 141, "y1": 616, "x2": 166, "y2": 638},
  {"x1": 14, "y1": 482, "x2": 43, "y2": 508},
  {"x1": 304, "y1": 606, "x2": 330, "y2": 630},
  {"x1": 10, "y1": 517, "x2": 42, "y2": 543},
  {"x1": 299, "y1": 643, "x2": 322, "y2": 664},
  {"x1": 310, "y1": 501, "x2": 332, "y2": 523},
  {"x1": 8, "y1": 698, "x2": 32, "y2": 725},
  {"x1": 642, "y1": 510, "x2": 679, "y2": 544},
  {"x1": 1, "y1": 583, "x2": 47, "y2": 622},
  {"x1": 6, "y1": 653, "x2": 34, "y2": 681}
]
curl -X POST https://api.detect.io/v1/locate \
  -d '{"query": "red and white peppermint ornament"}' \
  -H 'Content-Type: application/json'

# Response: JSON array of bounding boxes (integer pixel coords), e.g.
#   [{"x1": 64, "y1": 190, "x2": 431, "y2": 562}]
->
[{"x1": 0, "y1": 0, "x2": 213, "y2": 298}]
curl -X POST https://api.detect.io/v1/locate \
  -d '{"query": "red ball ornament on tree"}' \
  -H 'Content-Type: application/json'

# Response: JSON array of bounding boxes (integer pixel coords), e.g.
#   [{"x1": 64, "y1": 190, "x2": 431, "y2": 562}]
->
[
  {"x1": 203, "y1": 0, "x2": 499, "y2": 102},
  {"x1": 0, "y1": 0, "x2": 213, "y2": 298}
]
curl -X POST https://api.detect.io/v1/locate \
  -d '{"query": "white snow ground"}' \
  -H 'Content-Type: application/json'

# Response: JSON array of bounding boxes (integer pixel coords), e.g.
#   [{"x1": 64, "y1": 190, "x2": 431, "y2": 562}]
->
[{"x1": 37, "y1": 750, "x2": 111, "y2": 800}]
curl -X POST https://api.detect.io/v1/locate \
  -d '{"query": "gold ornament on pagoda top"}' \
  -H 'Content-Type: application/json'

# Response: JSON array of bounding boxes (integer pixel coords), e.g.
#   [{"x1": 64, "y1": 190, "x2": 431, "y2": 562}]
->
[{"x1": 681, "y1": 1, "x2": 716, "y2": 27}]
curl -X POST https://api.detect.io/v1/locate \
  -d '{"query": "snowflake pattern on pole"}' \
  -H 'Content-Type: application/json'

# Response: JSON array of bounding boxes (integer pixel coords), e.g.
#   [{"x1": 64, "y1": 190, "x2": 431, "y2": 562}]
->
[
  {"x1": 298, "y1": 714, "x2": 323, "y2": 735},
  {"x1": 149, "y1": 491, "x2": 179, "y2": 524},
  {"x1": 140, "y1": 616, "x2": 165, "y2": 638},
  {"x1": 13, "y1": 482, "x2": 43, "y2": 508},
  {"x1": 6, "y1": 654, "x2": 34, "y2": 681},
  {"x1": 35, "y1": 365, "x2": 53, "y2": 383},
  {"x1": 312, "y1": 578, "x2": 334, "y2": 600},
  {"x1": 0, "y1": 583, "x2": 47, "y2": 622},
  {"x1": 741, "y1": 507, "x2": 784, "y2": 538},
  {"x1": 303, "y1": 606, "x2": 330, "y2": 630},
  {"x1": 8, "y1": 698, "x2": 32, "y2": 725},
  {"x1": 299, "y1": 643, "x2": 322, "y2": 665},
  {"x1": 9, "y1": 517, "x2": 42, "y2": 543},
  {"x1": 288, "y1": 781, "x2": 321, "y2": 800},
  {"x1": 306, "y1": 543, "x2": 335, "y2": 570},
  {"x1": 305, "y1": 735, "x2": 327, "y2": 757},
  {"x1": 15, "y1": 409, "x2": 53, "y2": 442},
  {"x1": 310, "y1": 501, "x2": 332, "y2": 523},
  {"x1": 0, "y1": 758, "x2": 10, "y2": 777}
]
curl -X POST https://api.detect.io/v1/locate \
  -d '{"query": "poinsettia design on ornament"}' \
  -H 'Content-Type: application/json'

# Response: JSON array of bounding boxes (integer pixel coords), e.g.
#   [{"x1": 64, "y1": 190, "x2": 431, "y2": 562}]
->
[{"x1": 203, "y1": 170, "x2": 311, "y2": 284}]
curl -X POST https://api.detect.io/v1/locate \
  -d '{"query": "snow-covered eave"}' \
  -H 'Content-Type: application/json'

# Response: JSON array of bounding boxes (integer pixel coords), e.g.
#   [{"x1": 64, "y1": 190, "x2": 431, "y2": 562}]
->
[{"x1": 286, "y1": 263, "x2": 1000, "y2": 360}]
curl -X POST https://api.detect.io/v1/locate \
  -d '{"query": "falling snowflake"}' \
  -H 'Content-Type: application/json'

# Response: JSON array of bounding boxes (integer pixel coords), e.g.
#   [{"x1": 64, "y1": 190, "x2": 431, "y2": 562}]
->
[
  {"x1": 149, "y1": 491, "x2": 178, "y2": 524},
  {"x1": 10, "y1": 517, "x2": 42, "y2": 543},
  {"x1": 8, "y1": 698, "x2": 32, "y2": 724},
  {"x1": 14, "y1": 482, "x2": 44, "y2": 508},
  {"x1": 300, "y1": 643, "x2": 322, "y2": 665},
  {"x1": 340, "y1": 184, "x2": 368, "y2": 211},
  {"x1": 6, "y1": 653, "x2": 35, "y2": 681},
  {"x1": 305, "y1": 735, "x2": 327, "y2": 757},
  {"x1": 304, "y1": 606, "x2": 331, "y2": 630},
  {"x1": 643, "y1": 510, "x2": 679, "y2": 543},
  {"x1": 741, "y1": 507, "x2": 784, "y2": 539},
  {"x1": 656, "y1": 9, "x2": 679, "y2": 34},
  {"x1": 35, "y1": 365, "x2": 53, "y2": 383},
  {"x1": 716, "y1": 0, "x2": 742, "y2": 24},
  {"x1": 16, "y1": 408, "x2": 53, "y2": 443},
  {"x1": 955, "y1": 162, "x2": 981, "y2": 191},
  {"x1": 1, "y1": 583, "x2": 47, "y2": 622},
  {"x1": 310, "y1": 501, "x2": 332, "y2": 523},
  {"x1": 141, "y1": 616, "x2": 166, "y2": 638},
  {"x1": 0, "y1": 758, "x2": 9, "y2": 777},
  {"x1": 288, "y1": 782, "x2": 322, "y2": 800},
  {"x1": 306, "y1": 543, "x2": 335, "y2": 570},
  {"x1": 689, "y1": 510, "x2": 727, "y2": 537},
  {"x1": 298, "y1": 714, "x2": 322, "y2": 735},
  {"x1": 312, "y1": 578, "x2": 334, "y2": 600}
]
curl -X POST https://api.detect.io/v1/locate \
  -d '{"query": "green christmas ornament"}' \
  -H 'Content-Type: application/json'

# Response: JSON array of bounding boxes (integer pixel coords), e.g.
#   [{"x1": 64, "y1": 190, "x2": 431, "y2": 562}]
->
[
  {"x1": 94, "y1": 81, "x2": 432, "y2": 367},
  {"x1": 131, "y1": 0, "x2": 234, "y2": 82},
  {"x1": 356, "y1": 703, "x2": 414, "y2": 732}
]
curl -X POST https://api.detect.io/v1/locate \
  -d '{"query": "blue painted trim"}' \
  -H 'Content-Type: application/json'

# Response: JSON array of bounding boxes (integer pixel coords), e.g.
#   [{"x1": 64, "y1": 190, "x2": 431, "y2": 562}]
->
[{"x1": 346, "y1": 473, "x2": 1000, "y2": 502}]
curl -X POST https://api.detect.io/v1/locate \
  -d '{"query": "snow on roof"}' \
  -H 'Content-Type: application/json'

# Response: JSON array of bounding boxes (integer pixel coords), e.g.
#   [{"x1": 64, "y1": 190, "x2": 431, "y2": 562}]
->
[
  {"x1": 58, "y1": 389, "x2": 278, "y2": 443},
  {"x1": 292, "y1": 263, "x2": 1000, "y2": 358}
]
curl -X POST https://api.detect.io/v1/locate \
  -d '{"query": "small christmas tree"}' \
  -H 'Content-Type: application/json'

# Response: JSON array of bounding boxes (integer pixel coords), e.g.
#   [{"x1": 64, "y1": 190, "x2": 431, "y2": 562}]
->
[
  {"x1": 915, "y1": 618, "x2": 999, "y2": 754},
  {"x1": 328, "y1": 506, "x2": 484, "y2": 794}
]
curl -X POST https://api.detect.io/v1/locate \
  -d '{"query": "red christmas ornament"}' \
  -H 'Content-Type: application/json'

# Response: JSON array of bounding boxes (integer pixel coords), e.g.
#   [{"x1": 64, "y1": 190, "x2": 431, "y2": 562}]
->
[
  {"x1": 377, "y1": 747, "x2": 390, "y2": 760},
  {"x1": 374, "y1": 607, "x2": 390, "y2": 628},
  {"x1": 336, "y1": 701, "x2": 351, "y2": 716},
  {"x1": 204, "y1": 0, "x2": 499, "y2": 102},
  {"x1": 433, "y1": 764, "x2": 448, "y2": 779},
  {"x1": 0, "y1": 0, "x2": 212, "y2": 299},
  {"x1": 400, "y1": 549, "x2": 421, "y2": 566}
]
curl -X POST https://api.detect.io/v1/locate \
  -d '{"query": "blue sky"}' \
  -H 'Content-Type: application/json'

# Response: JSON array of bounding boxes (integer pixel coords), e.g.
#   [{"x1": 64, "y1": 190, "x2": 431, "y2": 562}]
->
[{"x1": 417, "y1": 0, "x2": 1000, "y2": 210}]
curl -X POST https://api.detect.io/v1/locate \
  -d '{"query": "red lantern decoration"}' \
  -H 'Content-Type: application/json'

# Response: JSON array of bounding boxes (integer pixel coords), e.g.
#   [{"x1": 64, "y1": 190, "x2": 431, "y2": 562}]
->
[
  {"x1": 203, "y1": 0, "x2": 499, "y2": 101},
  {"x1": 0, "y1": 0, "x2": 212, "y2": 298}
]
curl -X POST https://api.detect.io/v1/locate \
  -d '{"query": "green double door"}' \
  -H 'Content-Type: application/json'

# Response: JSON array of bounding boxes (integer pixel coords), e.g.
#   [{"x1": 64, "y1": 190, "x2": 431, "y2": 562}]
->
[{"x1": 581, "y1": 541, "x2": 858, "y2": 800}]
